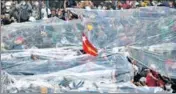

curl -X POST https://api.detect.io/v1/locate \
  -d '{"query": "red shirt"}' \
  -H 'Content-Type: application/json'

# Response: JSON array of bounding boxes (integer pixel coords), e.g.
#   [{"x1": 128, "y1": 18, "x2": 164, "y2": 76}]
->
[{"x1": 146, "y1": 72, "x2": 157, "y2": 87}]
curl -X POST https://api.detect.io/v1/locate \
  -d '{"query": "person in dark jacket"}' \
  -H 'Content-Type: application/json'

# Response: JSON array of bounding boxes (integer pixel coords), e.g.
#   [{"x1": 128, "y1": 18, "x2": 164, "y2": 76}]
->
[
  {"x1": 15, "y1": 1, "x2": 32, "y2": 22},
  {"x1": 64, "y1": 0, "x2": 77, "y2": 8},
  {"x1": 1, "y1": 14, "x2": 14, "y2": 25},
  {"x1": 48, "y1": 8, "x2": 57, "y2": 18}
]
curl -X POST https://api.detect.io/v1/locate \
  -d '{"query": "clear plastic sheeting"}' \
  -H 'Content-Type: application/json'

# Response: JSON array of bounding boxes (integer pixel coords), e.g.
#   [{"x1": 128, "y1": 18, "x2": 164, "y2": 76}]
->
[
  {"x1": 1, "y1": 19, "x2": 84, "y2": 50},
  {"x1": 69, "y1": 7, "x2": 176, "y2": 48},
  {"x1": 1, "y1": 7, "x2": 176, "y2": 93},
  {"x1": 35, "y1": 17, "x2": 64, "y2": 23},
  {"x1": 69, "y1": 7, "x2": 176, "y2": 20},
  {"x1": 128, "y1": 44, "x2": 176, "y2": 78},
  {"x1": 68, "y1": 7, "x2": 176, "y2": 78},
  {"x1": 1, "y1": 47, "x2": 134, "y2": 93},
  {"x1": 2, "y1": 17, "x2": 64, "y2": 33}
]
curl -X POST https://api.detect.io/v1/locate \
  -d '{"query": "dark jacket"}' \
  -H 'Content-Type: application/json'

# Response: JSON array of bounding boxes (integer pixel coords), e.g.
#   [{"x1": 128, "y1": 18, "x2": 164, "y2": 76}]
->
[
  {"x1": 2, "y1": 18, "x2": 13, "y2": 25},
  {"x1": 66, "y1": 0, "x2": 76, "y2": 8}
]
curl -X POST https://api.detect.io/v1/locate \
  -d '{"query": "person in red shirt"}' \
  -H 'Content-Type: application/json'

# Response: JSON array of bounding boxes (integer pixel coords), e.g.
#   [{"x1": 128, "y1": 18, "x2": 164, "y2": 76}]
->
[
  {"x1": 146, "y1": 64, "x2": 165, "y2": 88},
  {"x1": 146, "y1": 69, "x2": 159, "y2": 87}
]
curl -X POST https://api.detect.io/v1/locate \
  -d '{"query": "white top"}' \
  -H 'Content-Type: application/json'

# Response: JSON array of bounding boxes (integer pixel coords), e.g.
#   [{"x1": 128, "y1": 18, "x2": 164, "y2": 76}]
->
[
  {"x1": 132, "y1": 64, "x2": 139, "y2": 75},
  {"x1": 41, "y1": 7, "x2": 51, "y2": 19}
]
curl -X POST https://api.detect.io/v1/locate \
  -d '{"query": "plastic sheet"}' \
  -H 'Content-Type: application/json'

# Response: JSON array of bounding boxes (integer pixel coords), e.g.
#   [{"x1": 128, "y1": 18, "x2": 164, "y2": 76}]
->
[
  {"x1": 128, "y1": 44, "x2": 176, "y2": 78},
  {"x1": 69, "y1": 7, "x2": 176, "y2": 20},
  {"x1": 1, "y1": 47, "x2": 133, "y2": 93},
  {"x1": 1, "y1": 7, "x2": 176, "y2": 93},
  {"x1": 1, "y1": 19, "x2": 83, "y2": 50},
  {"x1": 69, "y1": 7, "x2": 176, "y2": 48},
  {"x1": 68, "y1": 7, "x2": 176, "y2": 78},
  {"x1": 2, "y1": 7, "x2": 176, "y2": 50}
]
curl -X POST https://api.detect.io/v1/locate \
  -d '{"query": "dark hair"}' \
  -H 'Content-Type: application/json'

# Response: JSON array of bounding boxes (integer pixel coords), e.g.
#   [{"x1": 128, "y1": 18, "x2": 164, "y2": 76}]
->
[{"x1": 173, "y1": 0, "x2": 176, "y2": 7}]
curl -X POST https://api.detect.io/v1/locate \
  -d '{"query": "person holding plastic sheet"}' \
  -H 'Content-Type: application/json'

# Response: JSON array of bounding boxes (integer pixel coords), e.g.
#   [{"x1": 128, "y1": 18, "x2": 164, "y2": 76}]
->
[
  {"x1": 132, "y1": 60, "x2": 139, "y2": 77},
  {"x1": 56, "y1": 9, "x2": 65, "y2": 20},
  {"x1": 131, "y1": 60, "x2": 142, "y2": 85},
  {"x1": 67, "y1": 10, "x2": 78, "y2": 20},
  {"x1": 146, "y1": 64, "x2": 165, "y2": 88},
  {"x1": 146, "y1": 69, "x2": 158, "y2": 87}
]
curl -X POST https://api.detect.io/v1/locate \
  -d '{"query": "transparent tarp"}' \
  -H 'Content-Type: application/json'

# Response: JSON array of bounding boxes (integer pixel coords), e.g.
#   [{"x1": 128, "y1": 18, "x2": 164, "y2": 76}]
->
[
  {"x1": 1, "y1": 19, "x2": 83, "y2": 50},
  {"x1": 128, "y1": 45, "x2": 176, "y2": 78},
  {"x1": 69, "y1": 7, "x2": 176, "y2": 19},
  {"x1": 69, "y1": 7, "x2": 176, "y2": 78},
  {"x1": 69, "y1": 7, "x2": 176, "y2": 48},
  {"x1": 1, "y1": 6, "x2": 176, "y2": 93},
  {"x1": 1, "y1": 47, "x2": 133, "y2": 93}
]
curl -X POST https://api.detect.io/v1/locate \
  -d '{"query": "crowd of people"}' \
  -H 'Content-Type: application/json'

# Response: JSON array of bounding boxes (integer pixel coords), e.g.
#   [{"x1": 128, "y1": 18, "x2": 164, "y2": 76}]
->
[{"x1": 1, "y1": 0, "x2": 176, "y2": 25}]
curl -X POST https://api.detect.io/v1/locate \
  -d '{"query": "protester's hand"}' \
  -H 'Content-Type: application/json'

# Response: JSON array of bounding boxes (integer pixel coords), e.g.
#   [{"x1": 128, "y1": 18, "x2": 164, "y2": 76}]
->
[{"x1": 64, "y1": 0, "x2": 68, "y2": 9}]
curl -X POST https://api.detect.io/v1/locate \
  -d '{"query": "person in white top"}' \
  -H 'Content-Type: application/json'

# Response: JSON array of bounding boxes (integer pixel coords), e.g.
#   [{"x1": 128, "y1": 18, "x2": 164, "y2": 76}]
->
[
  {"x1": 132, "y1": 60, "x2": 139, "y2": 76},
  {"x1": 41, "y1": 3, "x2": 51, "y2": 20}
]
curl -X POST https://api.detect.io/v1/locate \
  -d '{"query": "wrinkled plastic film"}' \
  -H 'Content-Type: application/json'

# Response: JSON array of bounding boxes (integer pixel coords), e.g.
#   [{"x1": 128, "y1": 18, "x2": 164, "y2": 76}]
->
[
  {"x1": 1, "y1": 18, "x2": 84, "y2": 50},
  {"x1": 1, "y1": 7, "x2": 176, "y2": 93},
  {"x1": 128, "y1": 46, "x2": 176, "y2": 78},
  {"x1": 1, "y1": 47, "x2": 133, "y2": 93},
  {"x1": 69, "y1": 7, "x2": 176, "y2": 78},
  {"x1": 69, "y1": 8, "x2": 176, "y2": 48}
]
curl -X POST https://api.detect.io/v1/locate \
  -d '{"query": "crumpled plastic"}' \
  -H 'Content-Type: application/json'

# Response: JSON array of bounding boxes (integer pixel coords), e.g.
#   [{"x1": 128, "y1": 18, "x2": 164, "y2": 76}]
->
[
  {"x1": 1, "y1": 6, "x2": 176, "y2": 93},
  {"x1": 68, "y1": 7, "x2": 176, "y2": 79},
  {"x1": 1, "y1": 47, "x2": 134, "y2": 93}
]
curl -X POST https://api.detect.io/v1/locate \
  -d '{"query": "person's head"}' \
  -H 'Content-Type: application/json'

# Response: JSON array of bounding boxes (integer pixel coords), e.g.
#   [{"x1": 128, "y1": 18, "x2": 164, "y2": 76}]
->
[
  {"x1": 1, "y1": 15, "x2": 5, "y2": 19},
  {"x1": 11, "y1": 17, "x2": 17, "y2": 22},
  {"x1": 51, "y1": 8, "x2": 56, "y2": 15},
  {"x1": 169, "y1": 1, "x2": 175, "y2": 7},
  {"x1": 150, "y1": 64, "x2": 157, "y2": 71},
  {"x1": 42, "y1": 2, "x2": 46, "y2": 8},
  {"x1": 31, "y1": 54, "x2": 38, "y2": 60},
  {"x1": 5, "y1": 14, "x2": 10, "y2": 19},
  {"x1": 146, "y1": 69, "x2": 151, "y2": 74},
  {"x1": 131, "y1": 60, "x2": 137, "y2": 65},
  {"x1": 102, "y1": 6, "x2": 107, "y2": 10},
  {"x1": 57, "y1": 9, "x2": 63, "y2": 16},
  {"x1": 21, "y1": 0, "x2": 26, "y2": 5}
]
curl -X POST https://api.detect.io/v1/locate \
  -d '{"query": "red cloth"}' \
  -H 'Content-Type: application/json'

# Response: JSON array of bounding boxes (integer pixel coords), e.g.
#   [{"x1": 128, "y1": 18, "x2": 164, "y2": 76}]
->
[{"x1": 82, "y1": 33, "x2": 98, "y2": 56}]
